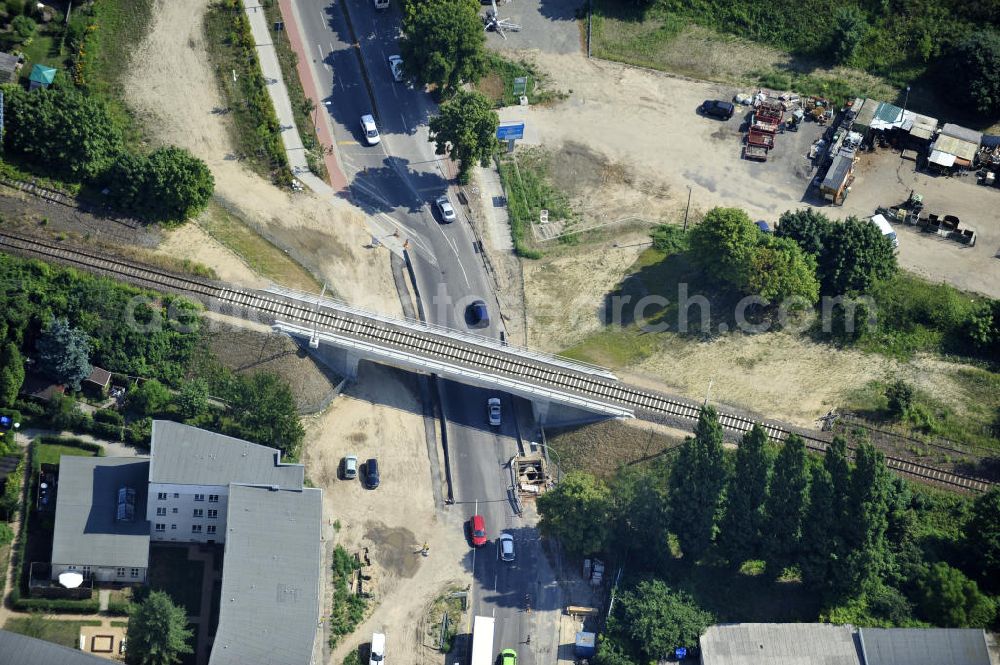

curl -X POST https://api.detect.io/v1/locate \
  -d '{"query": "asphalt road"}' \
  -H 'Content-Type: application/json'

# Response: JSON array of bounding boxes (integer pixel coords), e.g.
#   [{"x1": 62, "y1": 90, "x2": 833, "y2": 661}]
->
[{"x1": 293, "y1": 1, "x2": 553, "y2": 661}]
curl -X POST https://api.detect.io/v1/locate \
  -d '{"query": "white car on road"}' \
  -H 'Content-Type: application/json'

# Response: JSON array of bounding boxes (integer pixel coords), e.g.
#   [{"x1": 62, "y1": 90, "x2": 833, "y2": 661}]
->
[
  {"x1": 435, "y1": 195, "x2": 456, "y2": 223},
  {"x1": 388, "y1": 55, "x2": 404, "y2": 82},
  {"x1": 488, "y1": 397, "x2": 501, "y2": 426},
  {"x1": 360, "y1": 114, "x2": 380, "y2": 145},
  {"x1": 499, "y1": 533, "x2": 515, "y2": 562}
]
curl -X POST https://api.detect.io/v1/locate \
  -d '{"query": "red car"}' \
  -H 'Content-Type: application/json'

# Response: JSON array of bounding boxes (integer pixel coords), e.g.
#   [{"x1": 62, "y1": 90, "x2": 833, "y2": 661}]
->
[{"x1": 470, "y1": 514, "x2": 487, "y2": 547}]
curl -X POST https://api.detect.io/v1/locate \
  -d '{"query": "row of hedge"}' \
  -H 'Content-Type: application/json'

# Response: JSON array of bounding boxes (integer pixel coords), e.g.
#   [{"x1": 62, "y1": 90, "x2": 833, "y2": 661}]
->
[{"x1": 16, "y1": 396, "x2": 152, "y2": 448}]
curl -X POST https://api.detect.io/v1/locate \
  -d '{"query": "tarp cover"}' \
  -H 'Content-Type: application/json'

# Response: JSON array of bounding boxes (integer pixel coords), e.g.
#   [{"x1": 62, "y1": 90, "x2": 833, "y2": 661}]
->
[
  {"x1": 928, "y1": 150, "x2": 956, "y2": 168},
  {"x1": 58, "y1": 572, "x2": 84, "y2": 588}
]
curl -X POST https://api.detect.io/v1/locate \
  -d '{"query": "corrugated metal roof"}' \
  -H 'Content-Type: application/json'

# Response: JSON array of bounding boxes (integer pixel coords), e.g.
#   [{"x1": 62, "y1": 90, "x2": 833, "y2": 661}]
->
[
  {"x1": 150, "y1": 421, "x2": 303, "y2": 489},
  {"x1": 875, "y1": 102, "x2": 903, "y2": 125},
  {"x1": 0, "y1": 52, "x2": 18, "y2": 73},
  {"x1": 931, "y1": 135, "x2": 978, "y2": 161},
  {"x1": 0, "y1": 629, "x2": 110, "y2": 664},
  {"x1": 852, "y1": 98, "x2": 878, "y2": 130},
  {"x1": 51, "y1": 457, "x2": 151, "y2": 569},
  {"x1": 209, "y1": 485, "x2": 322, "y2": 665},
  {"x1": 859, "y1": 628, "x2": 990, "y2": 665},
  {"x1": 929, "y1": 150, "x2": 956, "y2": 167},
  {"x1": 701, "y1": 624, "x2": 863, "y2": 665},
  {"x1": 822, "y1": 154, "x2": 854, "y2": 191},
  {"x1": 940, "y1": 123, "x2": 982, "y2": 145}
]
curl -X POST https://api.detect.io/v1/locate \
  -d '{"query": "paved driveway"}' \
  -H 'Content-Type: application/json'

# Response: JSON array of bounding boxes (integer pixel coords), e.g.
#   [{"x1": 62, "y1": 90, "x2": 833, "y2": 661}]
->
[{"x1": 484, "y1": 0, "x2": 584, "y2": 54}]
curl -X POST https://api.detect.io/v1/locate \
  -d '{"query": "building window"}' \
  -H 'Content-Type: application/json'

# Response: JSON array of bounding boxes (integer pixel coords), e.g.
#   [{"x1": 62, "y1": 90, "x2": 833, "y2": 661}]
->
[
  {"x1": 155, "y1": 523, "x2": 166, "y2": 532},
  {"x1": 191, "y1": 525, "x2": 202, "y2": 534},
  {"x1": 82, "y1": 566, "x2": 91, "y2": 574},
  {"x1": 173, "y1": 493, "x2": 179, "y2": 498},
  {"x1": 172, "y1": 508, "x2": 178, "y2": 514},
  {"x1": 193, "y1": 509, "x2": 203, "y2": 518},
  {"x1": 208, "y1": 494, "x2": 220, "y2": 503},
  {"x1": 130, "y1": 568, "x2": 139, "y2": 578},
  {"x1": 116, "y1": 568, "x2": 126, "y2": 577},
  {"x1": 171, "y1": 524, "x2": 177, "y2": 530},
  {"x1": 207, "y1": 525, "x2": 217, "y2": 535},
  {"x1": 194, "y1": 494, "x2": 205, "y2": 502},
  {"x1": 208, "y1": 509, "x2": 218, "y2": 519},
  {"x1": 68, "y1": 565, "x2": 77, "y2": 571},
  {"x1": 156, "y1": 507, "x2": 167, "y2": 516},
  {"x1": 157, "y1": 492, "x2": 167, "y2": 500}
]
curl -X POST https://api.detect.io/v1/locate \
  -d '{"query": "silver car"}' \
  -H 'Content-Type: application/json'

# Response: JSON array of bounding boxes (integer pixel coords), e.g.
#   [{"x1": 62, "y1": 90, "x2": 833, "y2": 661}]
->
[
  {"x1": 499, "y1": 533, "x2": 515, "y2": 562},
  {"x1": 488, "y1": 398, "x2": 501, "y2": 426},
  {"x1": 343, "y1": 455, "x2": 358, "y2": 480},
  {"x1": 435, "y1": 195, "x2": 456, "y2": 223},
  {"x1": 388, "y1": 55, "x2": 404, "y2": 82},
  {"x1": 360, "y1": 114, "x2": 380, "y2": 146}
]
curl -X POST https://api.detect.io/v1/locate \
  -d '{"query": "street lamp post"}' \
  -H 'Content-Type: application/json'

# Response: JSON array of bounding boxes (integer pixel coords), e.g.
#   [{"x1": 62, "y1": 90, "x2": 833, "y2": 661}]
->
[{"x1": 903, "y1": 85, "x2": 911, "y2": 114}]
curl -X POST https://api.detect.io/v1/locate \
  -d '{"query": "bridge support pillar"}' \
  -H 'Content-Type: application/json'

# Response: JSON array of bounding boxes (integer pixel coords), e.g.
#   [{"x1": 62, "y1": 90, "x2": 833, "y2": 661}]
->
[
  {"x1": 288, "y1": 335, "x2": 360, "y2": 381},
  {"x1": 531, "y1": 399, "x2": 550, "y2": 425}
]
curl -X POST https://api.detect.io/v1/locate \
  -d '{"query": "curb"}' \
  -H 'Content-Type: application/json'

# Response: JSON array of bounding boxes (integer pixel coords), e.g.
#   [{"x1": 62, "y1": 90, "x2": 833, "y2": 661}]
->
[{"x1": 338, "y1": 0, "x2": 382, "y2": 123}]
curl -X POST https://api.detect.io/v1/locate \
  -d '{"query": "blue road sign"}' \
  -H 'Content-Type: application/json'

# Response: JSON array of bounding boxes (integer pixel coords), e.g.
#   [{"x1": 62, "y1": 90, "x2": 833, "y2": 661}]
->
[{"x1": 496, "y1": 122, "x2": 525, "y2": 140}]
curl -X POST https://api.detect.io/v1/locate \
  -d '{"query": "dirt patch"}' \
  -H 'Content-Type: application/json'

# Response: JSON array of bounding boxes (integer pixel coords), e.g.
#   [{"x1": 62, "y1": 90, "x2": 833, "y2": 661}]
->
[
  {"x1": 122, "y1": 0, "x2": 401, "y2": 316},
  {"x1": 475, "y1": 71, "x2": 506, "y2": 104},
  {"x1": 545, "y1": 418, "x2": 686, "y2": 481},
  {"x1": 200, "y1": 322, "x2": 339, "y2": 413},
  {"x1": 156, "y1": 222, "x2": 265, "y2": 288},
  {"x1": 363, "y1": 523, "x2": 421, "y2": 579}
]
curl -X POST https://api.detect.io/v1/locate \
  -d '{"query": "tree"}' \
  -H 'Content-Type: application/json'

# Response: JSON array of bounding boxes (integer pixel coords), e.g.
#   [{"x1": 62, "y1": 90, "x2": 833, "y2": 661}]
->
[
  {"x1": 617, "y1": 580, "x2": 713, "y2": 660},
  {"x1": 428, "y1": 90, "x2": 499, "y2": 184},
  {"x1": 612, "y1": 464, "x2": 670, "y2": 571},
  {"x1": 745, "y1": 236, "x2": 820, "y2": 305},
  {"x1": 885, "y1": 380, "x2": 915, "y2": 418},
  {"x1": 36, "y1": 318, "x2": 92, "y2": 391},
  {"x1": 915, "y1": 563, "x2": 997, "y2": 628},
  {"x1": 947, "y1": 29, "x2": 1000, "y2": 118},
  {"x1": 830, "y1": 6, "x2": 869, "y2": 65},
  {"x1": 964, "y1": 487, "x2": 1000, "y2": 593},
  {"x1": 217, "y1": 372, "x2": 304, "y2": 460},
  {"x1": 0, "y1": 341, "x2": 25, "y2": 406},
  {"x1": 126, "y1": 590, "x2": 193, "y2": 665},
  {"x1": 106, "y1": 147, "x2": 214, "y2": 223},
  {"x1": 800, "y1": 450, "x2": 846, "y2": 595},
  {"x1": 688, "y1": 207, "x2": 759, "y2": 288},
  {"x1": 718, "y1": 424, "x2": 772, "y2": 565},
  {"x1": 776, "y1": 209, "x2": 833, "y2": 257},
  {"x1": 537, "y1": 471, "x2": 613, "y2": 556},
  {"x1": 399, "y1": 0, "x2": 488, "y2": 91},
  {"x1": 762, "y1": 435, "x2": 811, "y2": 570},
  {"x1": 842, "y1": 443, "x2": 893, "y2": 595},
  {"x1": 3, "y1": 87, "x2": 124, "y2": 180},
  {"x1": 11, "y1": 14, "x2": 35, "y2": 41},
  {"x1": 669, "y1": 406, "x2": 727, "y2": 561},
  {"x1": 818, "y1": 217, "x2": 897, "y2": 296},
  {"x1": 128, "y1": 380, "x2": 172, "y2": 416},
  {"x1": 176, "y1": 379, "x2": 209, "y2": 420}
]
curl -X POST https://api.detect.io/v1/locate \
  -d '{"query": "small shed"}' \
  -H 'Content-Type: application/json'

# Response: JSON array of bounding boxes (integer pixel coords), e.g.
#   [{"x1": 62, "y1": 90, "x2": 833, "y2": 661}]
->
[
  {"x1": 902, "y1": 112, "x2": 938, "y2": 142},
  {"x1": 851, "y1": 98, "x2": 879, "y2": 134},
  {"x1": 0, "y1": 52, "x2": 19, "y2": 83},
  {"x1": 821, "y1": 152, "x2": 856, "y2": 205},
  {"x1": 28, "y1": 64, "x2": 56, "y2": 90},
  {"x1": 870, "y1": 102, "x2": 905, "y2": 131},
  {"x1": 929, "y1": 124, "x2": 981, "y2": 170},
  {"x1": 83, "y1": 366, "x2": 112, "y2": 398}
]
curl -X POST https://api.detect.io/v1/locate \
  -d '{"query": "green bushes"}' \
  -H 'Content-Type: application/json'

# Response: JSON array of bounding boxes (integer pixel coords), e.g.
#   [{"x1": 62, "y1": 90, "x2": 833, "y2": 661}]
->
[
  {"x1": 329, "y1": 546, "x2": 367, "y2": 648},
  {"x1": 105, "y1": 146, "x2": 215, "y2": 225},
  {"x1": 12, "y1": 597, "x2": 102, "y2": 613},
  {"x1": 497, "y1": 149, "x2": 577, "y2": 259}
]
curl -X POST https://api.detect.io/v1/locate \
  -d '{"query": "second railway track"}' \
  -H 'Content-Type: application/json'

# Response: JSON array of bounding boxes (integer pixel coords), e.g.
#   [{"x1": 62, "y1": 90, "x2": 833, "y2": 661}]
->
[{"x1": 0, "y1": 231, "x2": 992, "y2": 493}]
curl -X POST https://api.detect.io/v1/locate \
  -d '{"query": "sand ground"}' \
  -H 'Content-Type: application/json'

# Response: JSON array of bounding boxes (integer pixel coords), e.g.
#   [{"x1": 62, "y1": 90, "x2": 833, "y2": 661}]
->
[{"x1": 124, "y1": 0, "x2": 401, "y2": 315}]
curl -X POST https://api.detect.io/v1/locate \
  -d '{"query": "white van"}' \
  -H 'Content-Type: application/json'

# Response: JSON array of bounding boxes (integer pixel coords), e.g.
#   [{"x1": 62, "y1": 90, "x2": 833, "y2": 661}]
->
[
  {"x1": 369, "y1": 633, "x2": 385, "y2": 665},
  {"x1": 374, "y1": 0, "x2": 389, "y2": 9},
  {"x1": 870, "y1": 214, "x2": 898, "y2": 249}
]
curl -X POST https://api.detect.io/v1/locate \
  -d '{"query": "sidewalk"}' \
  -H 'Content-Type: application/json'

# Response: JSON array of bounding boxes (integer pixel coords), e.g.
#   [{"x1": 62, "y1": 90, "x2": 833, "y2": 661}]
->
[
  {"x1": 242, "y1": 0, "x2": 348, "y2": 192},
  {"x1": 475, "y1": 164, "x2": 515, "y2": 253}
]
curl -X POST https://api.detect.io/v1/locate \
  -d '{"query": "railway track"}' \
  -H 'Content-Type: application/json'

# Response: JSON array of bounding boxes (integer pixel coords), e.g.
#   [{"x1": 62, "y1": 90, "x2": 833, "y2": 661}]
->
[{"x1": 0, "y1": 231, "x2": 993, "y2": 493}]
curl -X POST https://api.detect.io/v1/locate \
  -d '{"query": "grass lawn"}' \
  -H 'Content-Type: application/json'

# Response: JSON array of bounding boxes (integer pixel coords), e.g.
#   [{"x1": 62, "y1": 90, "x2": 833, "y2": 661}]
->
[
  {"x1": 3, "y1": 616, "x2": 102, "y2": 648},
  {"x1": 198, "y1": 202, "x2": 321, "y2": 292},
  {"x1": 18, "y1": 34, "x2": 58, "y2": 75},
  {"x1": 35, "y1": 443, "x2": 97, "y2": 466},
  {"x1": 147, "y1": 546, "x2": 205, "y2": 616},
  {"x1": 476, "y1": 54, "x2": 564, "y2": 108}
]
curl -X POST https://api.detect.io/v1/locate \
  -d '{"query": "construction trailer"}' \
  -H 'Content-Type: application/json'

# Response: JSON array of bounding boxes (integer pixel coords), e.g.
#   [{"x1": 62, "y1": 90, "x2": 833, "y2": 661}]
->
[
  {"x1": 820, "y1": 152, "x2": 856, "y2": 205},
  {"x1": 470, "y1": 615, "x2": 495, "y2": 665}
]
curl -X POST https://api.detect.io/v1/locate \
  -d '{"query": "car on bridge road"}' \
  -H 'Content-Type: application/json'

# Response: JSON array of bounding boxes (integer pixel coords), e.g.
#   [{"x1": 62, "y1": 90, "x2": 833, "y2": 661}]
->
[
  {"x1": 470, "y1": 514, "x2": 487, "y2": 547},
  {"x1": 467, "y1": 300, "x2": 490, "y2": 328}
]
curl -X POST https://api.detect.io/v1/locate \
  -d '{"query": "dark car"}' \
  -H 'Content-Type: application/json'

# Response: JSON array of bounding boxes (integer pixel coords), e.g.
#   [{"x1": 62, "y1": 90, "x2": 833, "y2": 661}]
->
[
  {"x1": 364, "y1": 458, "x2": 380, "y2": 489},
  {"x1": 700, "y1": 100, "x2": 735, "y2": 120},
  {"x1": 467, "y1": 300, "x2": 490, "y2": 328}
]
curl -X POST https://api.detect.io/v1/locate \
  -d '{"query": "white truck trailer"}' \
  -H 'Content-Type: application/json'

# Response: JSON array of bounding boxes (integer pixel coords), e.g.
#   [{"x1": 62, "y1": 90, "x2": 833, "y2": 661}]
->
[{"x1": 470, "y1": 616, "x2": 495, "y2": 665}]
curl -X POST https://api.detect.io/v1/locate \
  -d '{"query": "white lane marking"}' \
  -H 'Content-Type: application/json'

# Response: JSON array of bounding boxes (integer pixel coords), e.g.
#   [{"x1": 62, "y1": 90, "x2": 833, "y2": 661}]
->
[
  {"x1": 441, "y1": 229, "x2": 471, "y2": 288},
  {"x1": 316, "y1": 44, "x2": 324, "y2": 60},
  {"x1": 399, "y1": 112, "x2": 407, "y2": 132}
]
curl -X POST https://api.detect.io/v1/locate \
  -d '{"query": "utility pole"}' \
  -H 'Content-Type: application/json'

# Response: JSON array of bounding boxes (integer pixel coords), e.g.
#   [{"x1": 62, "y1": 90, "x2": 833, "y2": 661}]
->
[{"x1": 683, "y1": 185, "x2": 692, "y2": 232}]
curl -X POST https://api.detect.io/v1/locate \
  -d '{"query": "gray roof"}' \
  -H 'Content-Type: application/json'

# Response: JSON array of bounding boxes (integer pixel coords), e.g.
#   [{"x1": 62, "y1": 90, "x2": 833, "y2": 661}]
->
[
  {"x1": 209, "y1": 484, "x2": 323, "y2": 665},
  {"x1": 858, "y1": 628, "x2": 990, "y2": 665},
  {"x1": 150, "y1": 420, "x2": 303, "y2": 489},
  {"x1": 0, "y1": 51, "x2": 17, "y2": 73},
  {"x1": 940, "y1": 123, "x2": 982, "y2": 145},
  {"x1": 51, "y1": 456, "x2": 150, "y2": 569},
  {"x1": 701, "y1": 624, "x2": 863, "y2": 665},
  {"x1": 0, "y1": 629, "x2": 110, "y2": 665}
]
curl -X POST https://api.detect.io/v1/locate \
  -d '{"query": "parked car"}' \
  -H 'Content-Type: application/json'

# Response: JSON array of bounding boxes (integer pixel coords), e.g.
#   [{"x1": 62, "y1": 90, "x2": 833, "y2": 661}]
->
[
  {"x1": 499, "y1": 533, "x2": 515, "y2": 562},
  {"x1": 435, "y1": 195, "x2": 456, "y2": 223},
  {"x1": 342, "y1": 455, "x2": 358, "y2": 480},
  {"x1": 470, "y1": 514, "x2": 487, "y2": 547},
  {"x1": 467, "y1": 300, "x2": 489, "y2": 327},
  {"x1": 700, "y1": 100, "x2": 735, "y2": 120},
  {"x1": 369, "y1": 632, "x2": 385, "y2": 664},
  {"x1": 360, "y1": 114, "x2": 380, "y2": 145},
  {"x1": 488, "y1": 397, "x2": 501, "y2": 426},
  {"x1": 387, "y1": 55, "x2": 404, "y2": 82},
  {"x1": 755, "y1": 220, "x2": 772, "y2": 234},
  {"x1": 500, "y1": 648, "x2": 517, "y2": 665},
  {"x1": 364, "y1": 458, "x2": 380, "y2": 489}
]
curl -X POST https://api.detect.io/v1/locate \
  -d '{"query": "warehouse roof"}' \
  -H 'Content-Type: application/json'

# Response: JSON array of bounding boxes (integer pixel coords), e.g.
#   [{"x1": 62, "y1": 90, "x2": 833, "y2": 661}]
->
[
  {"x1": 701, "y1": 623, "x2": 863, "y2": 665},
  {"x1": 50, "y1": 456, "x2": 151, "y2": 570},
  {"x1": 209, "y1": 484, "x2": 323, "y2": 665},
  {"x1": 150, "y1": 420, "x2": 303, "y2": 489},
  {"x1": 858, "y1": 628, "x2": 990, "y2": 665}
]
